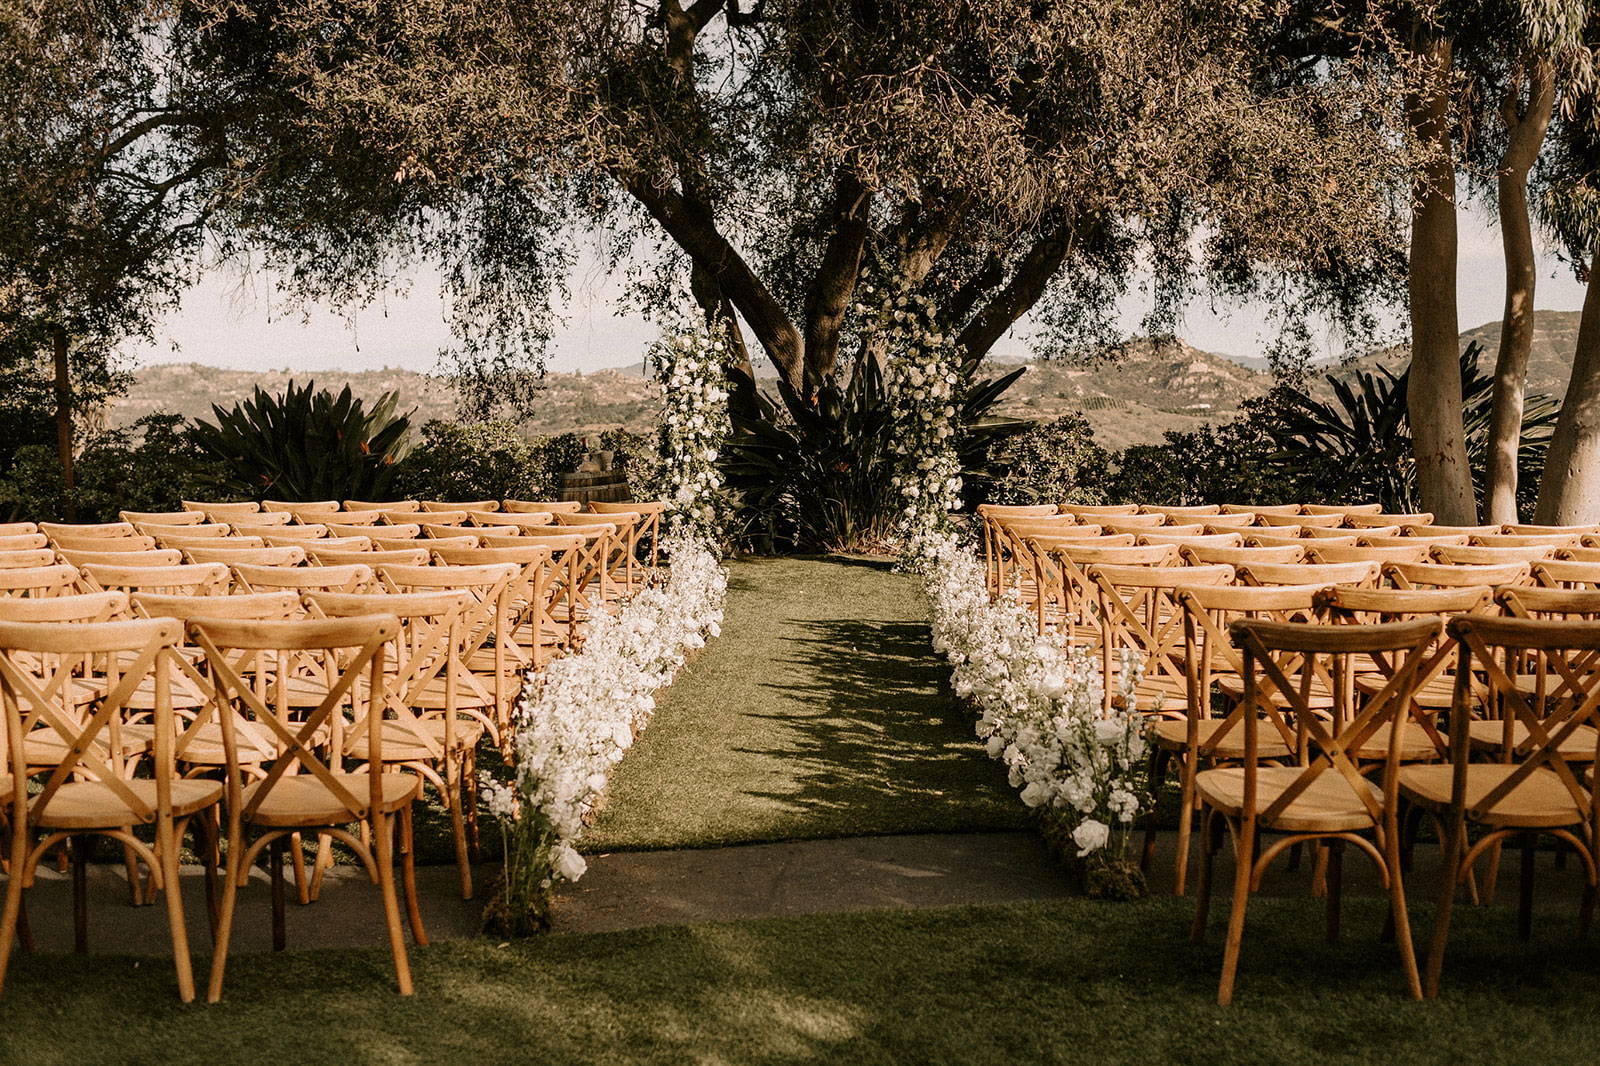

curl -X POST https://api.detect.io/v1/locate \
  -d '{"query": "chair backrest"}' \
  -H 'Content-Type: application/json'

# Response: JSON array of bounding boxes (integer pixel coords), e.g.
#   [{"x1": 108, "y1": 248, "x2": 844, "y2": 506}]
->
[
  {"x1": 467, "y1": 511, "x2": 550, "y2": 532},
  {"x1": 1475, "y1": 532, "x2": 1581, "y2": 548},
  {"x1": 0, "y1": 534, "x2": 48, "y2": 552},
  {"x1": 1405, "y1": 523, "x2": 1499, "y2": 538},
  {"x1": 59, "y1": 548, "x2": 186, "y2": 569},
  {"x1": 39, "y1": 521, "x2": 135, "y2": 539},
  {"x1": 415, "y1": 534, "x2": 481, "y2": 551},
  {"x1": 1201, "y1": 513, "x2": 1259, "y2": 529},
  {"x1": 261, "y1": 500, "x2": 341, "y2": 519},
  {"x1": 1306, "y1": 525, "x2": 1387, "y2": 540},
  {"x1": 0, "y1": 563, "x2": 80, "y2": 596},
  {"x1": 188, "y1": 615, "x2": 400, "y2": 825},
  {"x1": 146, "y1": 523, "x2": 233, "y2": 543},
  {"x1": 976, "y1": 504, "x2": 1058, "y2": 519},
  {"x1": 184, "y1": 545, "x2": 307, "y2": 568},
  {"x1": 407, "y1": 510, "x2": 468, "y2": 527},
  {"x1": 502, "y1": 499, "x2": 582, "y2": 514},
  {"x1": 0, "y1": 522, "x2": 38, "y2": 537},
  {"x1": 183, "y1": 500, "x2": 260, "y2": 518},
  {"x1": 321, "y1": 509, "x2": 385, "y2": 527},
  {"x1": 132, "y1": 589, "x2": 302, "y2": 622},
  {"x1": 1532, "y1": 558, "x2": 1600, "y2": 590},
  {"x1": 1127, "y1": 522, "x2": 1208, "y2": 538},
  {"x1": 1496, "y1": 584, "x2": 1600, "y2": 620},
  {"x1": 155, "y1": 533, "x2": 264, "y2": 551},
  {"x1": 367, "y1": 523, "x2": 421, "y2": 540},
  {"x1": 1384, "y1": 560, "x2": 1530, "y2": 590},
  {"x1": 231, "y1": 562, "x2": 372, "y2": 593},
  {"x1": 422, "y1": 499, "x2": 497, "y2": 513},
  {"x1": 1227, "y1": 503, "x2": 1301, "y2": 515},
  {"x1": 81, "y1": 562, "x2": 230, "y2": 596},
  {"x1": 1242, "y1": 532, "x2": 1313, "y2": 548},
  {"x1": 52, "y1": 534, "x2": 159, "y2": 553},
  {"x1": 1258, "y1": 513, "x2": 1317, "y2": 528},
  {"x1": 344, "y1": 498, "x2": 416, "y2": 512},
  {"x1": 1141, "y1": 503, "x2": 1222, "y2": 518},
  {"x1": 3, "y1": 547, "x2": 57, "y2": 570},
  {"x1": 311, "y1": 546, "x2": 429, "y2": 568},
  {"x1": 1308, "y1": 542, "x2": 1431, "y2": 565},
  {"x1": 1559, "y1": 545, "x2": 1600, "y2": 563},
  {"x1": 1090, "y1": 562, "x2": 1233, "y2": 711},
  {"x1": 1139, "y1": 531, "x2": 1241, "y2": 548},
  {"x1": 0, "y1": 590, "x2": 129, "y2": 623},
  {"x1": 1441, "y1": 615, "x2": 1600, "y2": 823},
  {"x1": 1361, "y1": 533, "x2": 1469, "y2": 547},
  {"x1": 1301, "y1": 502, "x2": 1384, "y2": 515},
  {"x1": 1227, "y1": 616, "x2": 1442, "y2": 830},
  {"x1": 119, "y1": 510, "x2": 208, "y2": 526},
  {"x1": 0, "y1": 617, "x2": 187, "y2": 825},
  {"x1": 1347, "y1": 511, "x2": 1433, "y2": 528},
  {"x1": 1178, "y1": 581, "x2": 1326, "y2": 685},
  {"x1": 269, "y1": 534, "x2": 368, "y2": 552},
  {"x1": 1506, "y1": 523, "x2": 1596, "y2": 537},
  {"x1": 233, "y1": 512, "x2": 293, "y2": 530},
  {"x1": 1431, "y1": 543, "x2": 1554, "y2": 566},
  {"x1": 1181, "y1": 544, "x2": 1305, "y2": 567},
  {"x1": 1096, "y1": 513, "x2": 1168, "y2": 530},
  {"x1": 235, "y1": 523, "x2": 326, "y2": 541},
  {"x1": 1059, "y1": 503, "x2": 1140, "y2": 518},
  {"x1": 1237, "y1": 560, "x2": 1380, "y2": 588}
]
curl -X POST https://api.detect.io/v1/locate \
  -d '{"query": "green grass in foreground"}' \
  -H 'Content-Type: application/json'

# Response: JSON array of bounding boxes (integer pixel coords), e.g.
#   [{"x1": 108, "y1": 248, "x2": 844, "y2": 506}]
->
[
  {"x1": 583, "y1": 555, "x2": 1026, "y2": 851},
  {"x1": 3, "y1": 896, "x2": 1597, "y2": 1065}
]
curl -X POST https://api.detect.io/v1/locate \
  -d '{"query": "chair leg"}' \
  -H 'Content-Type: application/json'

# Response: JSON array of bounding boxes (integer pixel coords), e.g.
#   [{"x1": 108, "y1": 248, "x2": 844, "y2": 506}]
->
[
  {"x1": 1190, "y1": 809, "x2": 1217, "y2": 943},
  {"x1": 269, "y1": 837, "x2": 287, "y2": 953},
  {"x1": 72, "y1": 835, "x2": 89, "y2": 954},
  {"x1": 372, "y1": 811, "x2": 415, "y2": 996},
  {"x1": 205, "y1": 845, "x2": 243, "y2": 1004},
  {"x1": 1481, "y1": 837, "x2": 1504, "y2": 905},
  {"x1": 464, "y1": 745, "x2": 482, "y2": 862},
  {"x1": 198, "y1": 808, "x2": 220, "y2": 939},
  {"x1": 290, "y1": 832, "x2": 311, "y2": 906},
  {"x1": 1325, "y1": 838, "x2": 1344, "y2": 944},
  {"x1": 120, "y1": 829, "x2": 144, "y2": 907},
  {"x1": 447, "y1": 755, "x2": 472, "y2": 900},
  {"x1": 159, "y1": 817, "x2": 196, "y2": 1003},
  {"x1": 1310, "y1": 842, "x2": 1328, "y2": 899},
  {"x1": 1385, "y1": 828, "x2": 1423, "y2": 1000},
  {"x1": 1518, "y1": 833, "x2": 1536, "y2": 943},
  {"x1": 1173, "y1": 750, "x2": 1198, "y2": 896},
  {"x1": 399, "y1": 804, "x2": 428, "y2": 946},
  {"x1": 1217, "y1": 816, "x2": 1254, "y2": 1007},
  {"x1": 0, "y1": 826, "x2": 28, "y2": 995},
  {"x1": 1424, "y1": 816, "x2": 1465, "y2": 999}
]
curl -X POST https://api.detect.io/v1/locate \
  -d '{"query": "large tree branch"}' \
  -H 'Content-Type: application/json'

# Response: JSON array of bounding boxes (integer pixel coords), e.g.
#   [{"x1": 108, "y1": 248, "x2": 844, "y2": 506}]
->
[
  {"x1": 626, "y1": 177, "x2": 804, "y2": 388},
  {"x1": 956, "y1": 222, "x2": 1076, "y2": 367},
  {"x1": 801, "y1": 167, "x2": 872, "y2": 385}
]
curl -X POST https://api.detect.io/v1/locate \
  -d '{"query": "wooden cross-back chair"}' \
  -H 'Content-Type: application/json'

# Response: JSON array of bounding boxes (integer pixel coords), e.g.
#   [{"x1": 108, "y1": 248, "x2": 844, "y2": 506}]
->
[
  {"x1": 344, "y1": 498, "x2": 417, "y2": 512},
  {"x1": 1269, "y1": 512, "x2": 1341, "y2": 529},
  {"x1": 1480, "y1": 587, "x2": 1600, "y2": 765},
  {"x1": 541, "y1": 520, "x2": 625, "y2": 614},
  {"x1": 1348, "y1": 511, "x2": 1434, "y2": 529},
  {"x1": 0, "y1": 617, "x2": 222, "y2": 1002},
  {"x1": 1476, "y1": 532, "x2": 1581, "y2": 549},
  {"x1": 1307, "y1": 525, "x2": 1393, "y2": 540},
  {"x1": 1225, "y1": 503, "x2": 1300, "y2": 516},
  {"x1": 1190, "y1": 616, "x2": 1442, "y2": 1005},
  {"x1": 1403, "y1": 615, "x2": 1600, "y2": 997},
  {"x1": 0, "y1": 523, "x2": 38, "y2": 537},
  {"x1": 52, "y1": 533, "x2": 159, "y2": 554},
  {"x1": 1384, "y1": 560, "x2": 1531, "y2": 590},
  {"x1": 0, "y1": 563, "x2": 79, "y2": 597},
  {"x1": 1003, "y1": 531, "x2": 1130, "y2": 629},
  {"x1": 467, "y1": 510, "x2": 552, "y2": 534},
  {"x1": 321, "y1": 509, "x2": 385, "y2": 527},
  {"x1": 312, "y1": 546, "x2": 429, "y2": 568},
  {"x1": 1181, "y1": 544, "x2": 1305, "y2": 568},
  {"x1": 119, "y1": 510, "x2": 209, "y2": 527},
  {"x1": 1363, "y1": 532, "x2": 1467, "y2": 548},
  {"x1": 1038, "y1": 541, "x2": 1174, "y2": 643},
  {"x1": 261, "y1": 500, "x2": 340, "y2": 521},
  {"x1": 554, "y1": 511, "x2": 644, "y2": 597},
  {"x1": 184, "y1": 545, "x2": 307, "y2": 570},
  {"x1": 1200, "y1": 513, "x2": 1259, "y2": 530},
  {"x1": 1309, "y1": 543, "x2": 1431, "y2": 566},
  {"x1": 1089, "y1": 563, "x2": 1233, "y2": 716},
  {"x1": 1139, "y1": 531, "x2": 1241, "y2": 549},
  {"x1": 307, "y1": 590, "x2": 485, "y2": 899},
  {"x1": 325, "y1": 521, "x2": 393, "y2": 540},
  {"x1": 1506, "y1": 523, "x2": 1598, "y2": 537},
  {"x1": 268, "y1": 534, "x2": 368, "y2": 553},
  {"x1": 1431, "y1": 543, "x2": 1554, "y2": 567},
  {"x1": 1060, "y1": 503, "x2": 1139, "y2": 519},
  {"x1": 81, "y1": 562, "x2": 229, "y2": 597},
  {"x1": 988, "y1": 515, "x2": 1089, "y2": 601},
  {"x1": 428, "y1": 543, "x2": 558, "y2": 675},
  {"x1": 235, "y1": 523, "x2": 326, "y2": 542},
  {"x1": 974, "y1": 504, "x2": 1058, "y2": 597},
  {"x1": 412, "y1": 534, "x2": 480, "y2": 552},
  {"x1": 502, "y1": 499, "x2": 581, "y2": 514},
  {"x1": 1532, "y1": 558, "x2": 1600, "y2": 590},
  {"x1": 1098, "y1": 514, "x2": 1169, "y2": 532},
  {"x1": 1242, "y1": 532, "x2": 1316, "y2": 548},
  {"x1": 231, "y1": 562, "x2": 372, "y2": 596},
  {"x1": 190, "y1": 614, "x2": 423, "y2": 1002},
  {"x1": 182, "y1": 500, "x2": 259, "y2": 520},
  {"x1": 1142, "y1": 503, "x2": 1222, "y2": 519},
  {"x1": 422, "y1": 500, "x2": 497, "y2": 513},
  {"x1": 1406, "y1": 523, "x2": 1500, "y2": 539},
  {"x1": 1142, "y1": 582, "x2": 1326, "y2": 893},
  {"x1": 1559, "y1": 545, "x2": 1600, "y2": 563},
  {"x1": 38, "y1": 521, "x2": 135, "y2": 540},
  {"x1": 1236, "y1": 560, "x2": 1380, "y2": 588},
  {"x1": 59, "y1": 548, "x2": 184, "y2": 570},
  {"x1": 494, "y1": 531, "x2": 602, "y2": 647},
  {"x1": 146, "y1": 523, "x2": 234, "y2": 545},
  {"x1": 592, "y1": 500, "x2": 667, "y2": 566}
]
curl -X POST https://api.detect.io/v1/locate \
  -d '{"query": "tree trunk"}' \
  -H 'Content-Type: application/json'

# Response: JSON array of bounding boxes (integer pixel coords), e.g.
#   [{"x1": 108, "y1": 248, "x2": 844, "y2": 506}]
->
[
  {"x1": 1405, "y1": 33, "x2": 1476, "y2": 524},
  {"x1": 51, "y1": 324, "x2": 77, "y2": 520},
  {"x1": 1485, "y1": 63, "x2": 1556, "y2": 524},
  {"x1": 1535, "y1": 246, "x2": 1600, "y2": 523}
]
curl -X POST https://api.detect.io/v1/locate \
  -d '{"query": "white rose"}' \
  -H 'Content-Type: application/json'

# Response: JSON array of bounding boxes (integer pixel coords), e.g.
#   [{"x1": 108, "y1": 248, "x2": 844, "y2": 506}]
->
[
  {"x1": 1072, "y1": 818, "x2": 1110, "y2": 856},
  {"x1": 552, "y1": 843, "x2": 588, "y2": 882}
]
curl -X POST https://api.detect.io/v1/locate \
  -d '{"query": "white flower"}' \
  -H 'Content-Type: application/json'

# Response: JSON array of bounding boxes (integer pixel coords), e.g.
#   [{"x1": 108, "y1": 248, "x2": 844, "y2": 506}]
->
[
  {"x1": 553, "y1": 843, "x2": 588, "y2": 882},
  {"x1": 1072, "y1": 819, "x2": 1110, "y2": 856}
]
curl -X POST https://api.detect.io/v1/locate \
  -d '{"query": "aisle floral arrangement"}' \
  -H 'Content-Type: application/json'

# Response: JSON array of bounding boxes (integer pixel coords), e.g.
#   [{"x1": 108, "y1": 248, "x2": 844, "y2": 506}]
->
[
  {"x1": 651, "y1": 313, "x2": 734, "y2": 546},
  {"x1": 916, "y1": 530, "x2": 1151, "y2": 898},
  {"x1": 481, "y1": 532, "x2": 728, "y2": 934}
]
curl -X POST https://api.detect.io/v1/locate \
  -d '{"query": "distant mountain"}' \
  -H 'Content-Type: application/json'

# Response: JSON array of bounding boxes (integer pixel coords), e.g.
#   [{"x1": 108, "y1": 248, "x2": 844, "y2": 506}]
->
[{"x1": 109, "y1": 312, "x2": 1583, "y2": 451}]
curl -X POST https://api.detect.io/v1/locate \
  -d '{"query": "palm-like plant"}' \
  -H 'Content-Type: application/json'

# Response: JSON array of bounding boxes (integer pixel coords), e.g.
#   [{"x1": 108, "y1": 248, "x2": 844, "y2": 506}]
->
[
  {"x1": 721, "y1": 358, "x2": 1028, "y2": 551},
  {"x1": 192, "y1": 382, "x2": 414, "y2": 501},
  {"x1": 1270, "y1": 342, "x2": 1558, "y2": 514}
]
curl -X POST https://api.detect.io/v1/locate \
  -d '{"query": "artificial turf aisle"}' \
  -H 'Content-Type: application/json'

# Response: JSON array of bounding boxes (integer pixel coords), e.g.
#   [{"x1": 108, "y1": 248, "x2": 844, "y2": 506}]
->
[{"x1": 583, "y1": 555, "x2": 1026, "y2": 850}]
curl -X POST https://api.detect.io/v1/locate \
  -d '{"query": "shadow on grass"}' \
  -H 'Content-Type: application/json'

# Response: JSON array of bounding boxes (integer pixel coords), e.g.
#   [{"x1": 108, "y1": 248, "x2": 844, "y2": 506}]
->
[{"x1": 734, "y1": 615, "x2": 1023, "y2": 832}]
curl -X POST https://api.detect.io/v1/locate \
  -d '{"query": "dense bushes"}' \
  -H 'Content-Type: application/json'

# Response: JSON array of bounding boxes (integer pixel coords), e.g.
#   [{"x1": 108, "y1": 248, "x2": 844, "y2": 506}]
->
[{"x1": 980, "y1": 414, "x2": 1111, "y2": 507}]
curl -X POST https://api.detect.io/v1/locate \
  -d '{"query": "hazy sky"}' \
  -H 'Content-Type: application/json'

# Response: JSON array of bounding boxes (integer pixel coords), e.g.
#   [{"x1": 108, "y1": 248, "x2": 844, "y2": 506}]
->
[{"x1": 126, "y1": 202, "x2": 1589, "y2": 375}]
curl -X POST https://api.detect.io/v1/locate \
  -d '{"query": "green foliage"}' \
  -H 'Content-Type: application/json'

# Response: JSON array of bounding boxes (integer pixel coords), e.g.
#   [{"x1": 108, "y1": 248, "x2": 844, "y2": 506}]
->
[
  {"x1": 390, "y1": 420, "x2": 543, "y2": 502},
  {"x1": 191, "y1": 382, "x2": 413, "y2": 502},
  {"x1": 1106, "y1": 397, "x2": 1298, "y2": 507},
  {"x1": 0, "y1": 414, "x2": 231, "y2": 523},
  {"x1": 598, "y1": 427, "x2": 666, "y2": 501},
  {"x1": 979, "y1": 415, "x2": 1111, "y2": 507},
  {"x1": 722, "y1": 359, "x2": 1027, "y2": 553}
]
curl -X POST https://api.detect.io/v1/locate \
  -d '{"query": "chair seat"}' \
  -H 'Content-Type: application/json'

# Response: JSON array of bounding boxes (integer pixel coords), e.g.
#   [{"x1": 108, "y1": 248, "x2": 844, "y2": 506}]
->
[
  {"x1": 1359, "y1": 673, "x2": 1484, "y2": 709},
  {"x1": 1216, "y1": 675, "x2": 1337, "y2": 709},
  {"x1": 23, "y1": 723, "x2": 152, "y2": 766},
  {"x1": 243, "y1": 772, "x2": 419, "y2": 827},
  {"x1": 344, "y1": 718, "x2": 487, "y2": 762},
  {"x1": 1353, "y1": 721, "x2": 1442, "y2": 762},
  {"x1": 176, "y1": 721, "x2": 310, "y2": 766},
  {"x1": 1466, "y1": 720, "x2": 1599, "y2": 760},
  {"x1": 404, "y1": 675, "x2": 496, "y2": 710},
  {"x1": 33, "y1": 778, "x2": 222, "y2": 830},
  {"x1": 1150, "y1": 718, "x2": 1293, "y2": 759},
  {"x1": 1196, "y1": 766, "x2": 1381, "y2": 832},
  {"x1": 1398, "y1": 764, "x2": 1590, "y2": 828}
]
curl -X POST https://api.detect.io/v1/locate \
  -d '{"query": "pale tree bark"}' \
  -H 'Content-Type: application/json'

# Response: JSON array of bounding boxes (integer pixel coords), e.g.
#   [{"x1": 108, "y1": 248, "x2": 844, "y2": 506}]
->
[
  {"x1": 1405, "y1": 32, "x2": 1477, "y2": 524},
  {"x1": 1534, "y1": 246, "x2": 1600, "y2": 523},
  {"x1": 51, "y1": 324, "x2": 77, "y2": 521},
  {"x1": 1485, "y1": 61, "x2": 1556, "y2": 524}
]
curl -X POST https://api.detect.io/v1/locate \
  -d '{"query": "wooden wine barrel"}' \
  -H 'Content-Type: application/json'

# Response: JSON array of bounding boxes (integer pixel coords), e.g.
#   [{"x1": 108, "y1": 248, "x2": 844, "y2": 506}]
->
[{"x1": 558, "y1": 471, "x2": 631, "y2": 506}]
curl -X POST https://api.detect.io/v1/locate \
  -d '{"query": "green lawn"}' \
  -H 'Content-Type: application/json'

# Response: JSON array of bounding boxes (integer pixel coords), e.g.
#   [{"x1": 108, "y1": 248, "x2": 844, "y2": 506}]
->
[
  {"x1": 583, "y1": 555, "x2": 1026, "y2": 851},
  {"x1": 5, "y1": 896, "x2": 1597, "y2": 1064}
]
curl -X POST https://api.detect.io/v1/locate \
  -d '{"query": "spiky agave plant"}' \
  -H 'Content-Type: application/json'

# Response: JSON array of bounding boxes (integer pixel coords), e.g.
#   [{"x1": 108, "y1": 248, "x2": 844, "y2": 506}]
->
[{"x1": 191, "y1": 382, "x2": 414, "y2": 501}]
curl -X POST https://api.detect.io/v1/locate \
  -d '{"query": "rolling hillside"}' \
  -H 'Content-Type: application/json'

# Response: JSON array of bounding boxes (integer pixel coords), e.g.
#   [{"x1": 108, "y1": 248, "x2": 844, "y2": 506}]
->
[{"x1": 109, "y1": 313, "x2": 1580, "y2": 450}]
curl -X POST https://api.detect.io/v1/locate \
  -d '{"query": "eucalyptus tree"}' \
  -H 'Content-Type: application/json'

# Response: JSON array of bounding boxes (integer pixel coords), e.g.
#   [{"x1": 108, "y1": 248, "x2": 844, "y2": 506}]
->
[{"x1": 193, "y1": 0, "x2": 1413, "y2": 411}]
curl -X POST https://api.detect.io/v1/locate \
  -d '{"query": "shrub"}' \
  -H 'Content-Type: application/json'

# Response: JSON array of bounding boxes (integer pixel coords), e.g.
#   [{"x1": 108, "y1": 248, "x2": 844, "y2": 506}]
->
[
  {"x1": 190, "y1": 382, "x2": 413, "y2": 501},
  {"x1": 0, "y1": 414, "x2": 232, "y2": 522},
  {"x1": 980, "y1": 414, "x2": 1111, "y2": 506},
  {"x1": 598, "y1": 427, "x2": 666, "y2": 501},
  {"x1": 391, "y1": 420, "x2": 542, "y2": 502}
]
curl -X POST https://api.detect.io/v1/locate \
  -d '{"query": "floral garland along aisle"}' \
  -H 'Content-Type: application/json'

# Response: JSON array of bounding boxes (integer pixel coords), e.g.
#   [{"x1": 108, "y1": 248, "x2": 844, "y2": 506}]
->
[
  {"x1": 480, "y1": 316, "x2": 732, "y2": 935},
  {"x1": 915, "y1": 531, "x2": 1152, "y2": 898}
]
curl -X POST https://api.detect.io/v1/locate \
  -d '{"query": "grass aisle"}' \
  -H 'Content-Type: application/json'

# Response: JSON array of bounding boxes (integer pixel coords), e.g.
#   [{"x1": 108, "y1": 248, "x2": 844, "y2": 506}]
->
[{"x1": 583, "y1": 555, "x2": 1026, "y2": 851}]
